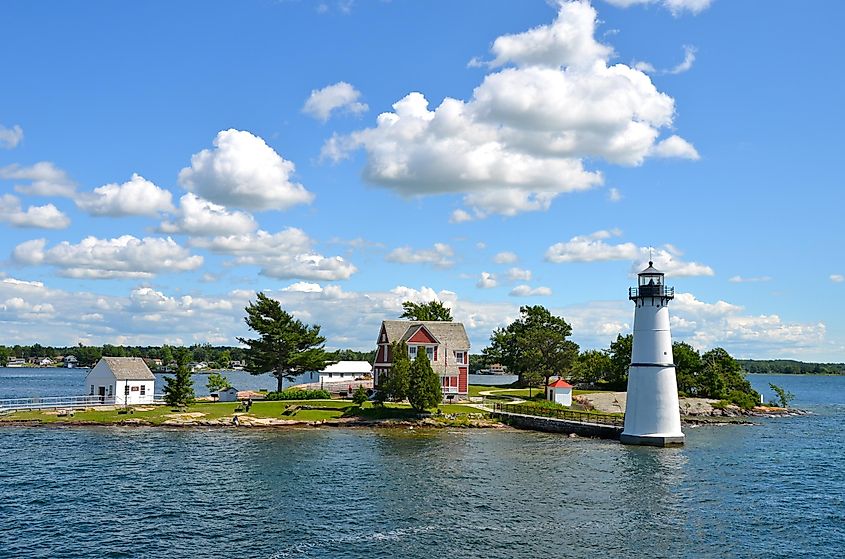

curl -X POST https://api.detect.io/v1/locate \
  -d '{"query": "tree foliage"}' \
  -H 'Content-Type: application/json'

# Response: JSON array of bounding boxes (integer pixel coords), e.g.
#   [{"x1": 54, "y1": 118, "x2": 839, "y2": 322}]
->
[
  {"x1": 352, "y1": 385, "x2": 369, "y2": 406},
  {"x1": 768, "y1": 383, "x2": 795, "y2": 408},
  {"x1": 570, "y1": 349, "x2": 612, "y2": 384},
  {"x1": 400, "y1": 300, "x2": 453, "y2": 321},
  {"x1": 206, "y1": 372, "x2": 232, "y2": 394},
  {"x1": 237, "y1": 292, "x2": 332, "y2": 392},
  {"x1": 605, "y1": 334, "x2": 632, "y2": 389},
  {"x1": 382, "y1": 340, "x2": 410, "y2": 401},
  {"x1": 407, "y1": 351, "x2": 442, "y2": 411},
  {"x1": 162, "y1": 351, "x2": 195, "y2": 408},
  {"x1": 484, "y1": 305, "x2": 578, "y2": 388}
]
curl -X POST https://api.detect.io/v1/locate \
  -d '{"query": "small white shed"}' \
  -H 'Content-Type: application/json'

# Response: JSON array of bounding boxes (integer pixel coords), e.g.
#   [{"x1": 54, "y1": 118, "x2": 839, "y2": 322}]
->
[
  {"x1": 546, "y1": 378, "x2": 573, "y2": 407},
  {"x1": 85, "y1": 357, "x2": 156, "y2": 405},
  {"x1": 319, "y1": 361, "x2": 372, "y2": 384},
  {"x1": 216, "y1": 387, "x2": 239, "y2": 402}
]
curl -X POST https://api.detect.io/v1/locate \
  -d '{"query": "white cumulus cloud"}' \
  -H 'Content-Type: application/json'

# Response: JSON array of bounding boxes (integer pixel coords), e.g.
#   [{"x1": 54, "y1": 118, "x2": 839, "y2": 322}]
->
[
  {"x1": 323, "y1": 1, "x2": 697, "y2": 218},
  {"x1": 178, "y1": 129, "x2": 314, "y2": 211},
  {"x1": 76, "y1": 173, "x2": 175, "y2": 216},
  {"x1": 12, "y1": 236, "x2": 203, "y2": 279},
  {"x1": 546, "y1": 230, "x2": 714, "y2": 277},
  {"x1": 0, "y1": 161, "x2": 76, "y2": 197},
  {"x1": 0, "y1": 124, "x2": 23, "y2": 148},
  {"x1": 509, "y1": 284, "x2": 553, "y2": 297},
  {"x1": 0, "y1": 194, "x2": 70, "y2": 229},
  {"x1": 159, "y1": 193, "x2": 257, "y2": 236},
  {"x1": 831, "y1": 274, "x2": 844, "y2": 283},
  {"x1": 602, "y1": 0, "x2": 712, "y2": 16},
  {"x1": 303, "y1": 81, "x2": 369, "y2": 121},
  {"x1": 505, "y1": 267, "x2": 533, "y2": 282},
  {"x1": 477, "y1": 272, "x2": 497, "y2": 289},
  {"x1": 385, "y1": 243, "x2": 455, "y2": 268},
  {"x1": 494, "y1": 251, "x2": 519, "y2": 264},
  {"x1": 191, "y1": 228, "x2": 356, "y2": 281}
]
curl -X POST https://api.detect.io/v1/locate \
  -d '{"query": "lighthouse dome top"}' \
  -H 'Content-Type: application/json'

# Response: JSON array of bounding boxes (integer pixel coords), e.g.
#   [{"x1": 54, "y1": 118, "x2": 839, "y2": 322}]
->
[{"x1": 638, "y1": 261, "x2": 663, "y2": 276}]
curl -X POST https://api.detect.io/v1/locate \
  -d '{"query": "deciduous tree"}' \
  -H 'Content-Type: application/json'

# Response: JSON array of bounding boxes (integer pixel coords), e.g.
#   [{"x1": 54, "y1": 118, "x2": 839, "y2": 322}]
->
[
  {"x1": 400, "y1": 300, "x2": 452, "y2": 321},
  {"x1": 485, "y1": 305, "x2": 578, "y2": 387}
]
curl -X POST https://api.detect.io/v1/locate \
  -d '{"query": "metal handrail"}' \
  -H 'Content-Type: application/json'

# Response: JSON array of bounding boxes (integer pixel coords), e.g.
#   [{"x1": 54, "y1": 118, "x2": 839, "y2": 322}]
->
[
  {"x1": 0, "y1": 394, "x2": 167, "y2": 411},
  {"x1": 629, "y1": 286, "x2": 674, "y2": 299},
  {"x1": 491, "y1": 402, "x2": 624, "y2": 427}
]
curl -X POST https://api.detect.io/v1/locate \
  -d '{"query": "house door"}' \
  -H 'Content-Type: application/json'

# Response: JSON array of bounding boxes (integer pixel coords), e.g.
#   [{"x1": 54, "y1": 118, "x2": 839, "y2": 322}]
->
[{"x1": 98, "y1": 386, "x2": 106, "y2": 403}]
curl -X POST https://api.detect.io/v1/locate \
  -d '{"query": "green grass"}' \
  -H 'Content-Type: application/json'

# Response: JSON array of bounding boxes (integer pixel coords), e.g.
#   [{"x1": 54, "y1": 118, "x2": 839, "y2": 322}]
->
[{"x1": 1, "y1": 398, "x2": 486, "y2": 425}]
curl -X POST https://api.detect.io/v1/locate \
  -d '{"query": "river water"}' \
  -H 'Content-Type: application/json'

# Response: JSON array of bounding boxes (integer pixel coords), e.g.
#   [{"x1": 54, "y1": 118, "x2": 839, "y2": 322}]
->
[
  {"x1": 0, "y1": 368, "x2": 518, "y2": 399},
  {"x1": 1, "y1": 374, "x2": 842, "y2": 558}
]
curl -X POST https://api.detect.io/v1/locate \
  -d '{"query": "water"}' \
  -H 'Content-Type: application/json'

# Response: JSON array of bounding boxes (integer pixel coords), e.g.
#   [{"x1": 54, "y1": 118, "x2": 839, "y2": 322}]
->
[
  {"x1": 0, "y1": 374, "x2": 842, "y2": 558},
  {"x1": 0, "y1": 368, "x2": 518, "y2": 399}
]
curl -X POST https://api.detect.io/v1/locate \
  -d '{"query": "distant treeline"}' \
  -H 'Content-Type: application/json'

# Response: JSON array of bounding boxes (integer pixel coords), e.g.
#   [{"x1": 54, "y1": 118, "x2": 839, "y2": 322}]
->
[
  {"x1": 739, "y1": 359, "x2": 845, "y2": 375},
  {"x1": 0, "y1": 344, "x2": 375, "y2": 369}
]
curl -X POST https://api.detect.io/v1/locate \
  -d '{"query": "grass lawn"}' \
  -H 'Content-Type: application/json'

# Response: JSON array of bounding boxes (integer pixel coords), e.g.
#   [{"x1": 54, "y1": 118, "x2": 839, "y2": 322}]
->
[
  {"x1": 1, "y1": 399, "x2": 487, "y2": 425},
  {"x1": 469, "y1": 383, "x2": 605, "y2": 399}
]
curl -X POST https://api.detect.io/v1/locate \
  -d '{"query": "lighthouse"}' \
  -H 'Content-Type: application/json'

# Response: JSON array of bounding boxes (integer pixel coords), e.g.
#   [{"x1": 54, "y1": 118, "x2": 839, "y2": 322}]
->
[{"x1": 620, "y1": 261, "x2": 685, "y2": 447}]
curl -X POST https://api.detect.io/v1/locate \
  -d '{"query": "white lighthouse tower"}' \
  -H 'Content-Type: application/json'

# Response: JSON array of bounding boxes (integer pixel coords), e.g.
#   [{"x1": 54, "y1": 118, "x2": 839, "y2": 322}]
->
[{"x1": 620, "y1": 261, "x2": 685, "y2": 447}]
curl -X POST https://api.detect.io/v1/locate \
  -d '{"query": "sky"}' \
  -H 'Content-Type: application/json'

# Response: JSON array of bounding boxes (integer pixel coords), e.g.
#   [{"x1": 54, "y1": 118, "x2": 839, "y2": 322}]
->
[{"x1": 0, "y1": 0, "x2": 843, "y2": 360}]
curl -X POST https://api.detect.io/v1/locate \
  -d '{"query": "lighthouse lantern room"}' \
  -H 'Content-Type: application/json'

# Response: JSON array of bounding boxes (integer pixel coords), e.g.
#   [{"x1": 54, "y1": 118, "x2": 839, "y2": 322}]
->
[{"x1": 621, "y1": 261, "x2": 685, "y2": 447}]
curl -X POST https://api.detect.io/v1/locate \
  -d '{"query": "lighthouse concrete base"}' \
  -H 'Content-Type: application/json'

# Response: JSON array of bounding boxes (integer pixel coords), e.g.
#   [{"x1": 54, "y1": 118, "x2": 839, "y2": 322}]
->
[{"x1": 620, "y1": 433, "x2": 685, "y2": 447}]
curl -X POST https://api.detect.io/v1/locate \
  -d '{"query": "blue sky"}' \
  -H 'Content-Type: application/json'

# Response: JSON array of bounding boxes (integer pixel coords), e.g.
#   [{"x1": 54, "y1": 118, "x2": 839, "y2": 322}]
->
[{"x1": 1, "y1": 0, "x2": 842, "y2": 360}]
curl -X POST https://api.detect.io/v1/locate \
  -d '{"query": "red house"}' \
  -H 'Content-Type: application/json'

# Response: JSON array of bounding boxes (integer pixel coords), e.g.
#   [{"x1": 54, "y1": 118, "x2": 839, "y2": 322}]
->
[{"x1": 373, "y1": 320, "x2": 471, "y2": 401}]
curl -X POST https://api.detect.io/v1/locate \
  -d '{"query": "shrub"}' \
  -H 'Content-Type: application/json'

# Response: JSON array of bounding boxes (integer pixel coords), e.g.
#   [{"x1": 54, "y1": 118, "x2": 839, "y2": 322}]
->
[
  {"x1": 728, "y1": 390, "x2": 758, "y2": 410},
  {"x1": 352, "y1": 385, "x2": 368, "y2": 406},
  {"x1": 266, "y1": 389, "x2": 331, "y2": 401}
]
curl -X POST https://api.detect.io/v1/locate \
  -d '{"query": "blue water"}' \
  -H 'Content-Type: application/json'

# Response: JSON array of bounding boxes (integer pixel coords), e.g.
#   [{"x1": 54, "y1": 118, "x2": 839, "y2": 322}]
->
[
  {"x1": 0, "y1": 368, "x2": 518, "y2": 399},
  {"x1": 0, "y1": 374, "x2": 842, "y2": 558}
]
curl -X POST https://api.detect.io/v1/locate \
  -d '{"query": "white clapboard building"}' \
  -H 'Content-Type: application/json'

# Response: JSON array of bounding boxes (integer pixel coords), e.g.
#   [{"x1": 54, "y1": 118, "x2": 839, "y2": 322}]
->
[{"x1": 85, "y1": 357, "x2": 156, "y2": 405}]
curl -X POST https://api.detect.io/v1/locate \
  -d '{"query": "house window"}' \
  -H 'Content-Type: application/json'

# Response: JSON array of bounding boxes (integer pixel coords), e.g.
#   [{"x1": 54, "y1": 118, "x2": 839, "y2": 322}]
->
[
  {"x1": 90, "y1": 385, "x2": 94, "y2": 395},
  {"x1": 108, "y1": 385, "x2": 113, "y2": 397},
  {"x1": 409, "y1": 346, "x2": 417, "y2": 358},
  {"x1": 455, "y1": 351, "x2": 465, "y2": 364},
  {"x1": 426, "y1": 347, "x2": 434, "y2": 361},
  {"x1": 140, "y1": 385, "x2": 146, "y2": 395}
]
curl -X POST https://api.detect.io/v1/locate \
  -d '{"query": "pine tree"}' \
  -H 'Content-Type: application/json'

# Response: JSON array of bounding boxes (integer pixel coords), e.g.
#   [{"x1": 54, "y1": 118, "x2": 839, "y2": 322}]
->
[
  {"x1": 383, "y1": 340, "x2": 410, "y2": 401},
  {"x1": 163, "y1": 351, "x2": 195, "y2": 408},
  {"x1": 407, "y1": 351, "x2": 442, "y2": 412},
  {"x1": 237, "y1": 292, "x2": 332, "y2": 392}
]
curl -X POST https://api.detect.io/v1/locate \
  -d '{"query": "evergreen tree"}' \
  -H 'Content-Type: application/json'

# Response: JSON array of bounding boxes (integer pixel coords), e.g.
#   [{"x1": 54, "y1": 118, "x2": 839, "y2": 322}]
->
[
  {"x1": 163, "y1": 351, "x2": 195, "y2": 408},
  {"x1": 237, "y1": 292, "x2": 332, "y2": 392},
  {"x1": 352, "y1": 385, "x2": 368, "y2": 406},
  {"x1": 383, "y1": 340, "x2": 410, "y2": 401},
  {"x1": 407, "y1": 351, "x2": 442, "y2": 411}
]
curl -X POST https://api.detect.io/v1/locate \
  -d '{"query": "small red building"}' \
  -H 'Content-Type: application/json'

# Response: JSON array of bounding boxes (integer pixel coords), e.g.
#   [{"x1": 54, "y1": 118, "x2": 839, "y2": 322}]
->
[{"x1": 373, "y1": 320, "x2": 471, "y2": 401}]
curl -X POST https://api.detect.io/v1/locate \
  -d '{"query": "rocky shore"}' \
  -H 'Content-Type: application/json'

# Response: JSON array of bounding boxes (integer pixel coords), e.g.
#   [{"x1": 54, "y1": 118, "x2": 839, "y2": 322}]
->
[{"x1": 578, "y1": 391, "x2": 808, "y2": 424}]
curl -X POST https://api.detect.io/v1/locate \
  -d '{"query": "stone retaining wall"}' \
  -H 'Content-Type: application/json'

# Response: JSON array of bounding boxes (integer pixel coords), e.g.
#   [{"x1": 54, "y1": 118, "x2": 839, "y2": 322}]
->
[{"x1": 492, "y1": 411, "x2": 622, "y2": 440}]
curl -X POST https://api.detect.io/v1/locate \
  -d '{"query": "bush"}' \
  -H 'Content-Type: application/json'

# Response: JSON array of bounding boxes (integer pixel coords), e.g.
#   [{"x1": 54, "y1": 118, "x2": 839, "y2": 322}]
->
[
  {"x1": 727, "y1": 390, "x2": 758, "y2": 410},
  {"x1": 352, "y1": 385, "x2": 368, "y2": 406},
  {"x1": 266, "y1": 389, "x2": 331, "y2": 400}
]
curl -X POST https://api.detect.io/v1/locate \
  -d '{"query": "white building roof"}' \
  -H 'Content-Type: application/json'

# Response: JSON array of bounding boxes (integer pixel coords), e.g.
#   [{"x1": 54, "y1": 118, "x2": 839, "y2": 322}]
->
[
  {"x1": 99, "y1": 357, "x2": 156, "y2": 380},
  {"x1": 320, "y1": 361, "x2": 372, "y2": 374}
]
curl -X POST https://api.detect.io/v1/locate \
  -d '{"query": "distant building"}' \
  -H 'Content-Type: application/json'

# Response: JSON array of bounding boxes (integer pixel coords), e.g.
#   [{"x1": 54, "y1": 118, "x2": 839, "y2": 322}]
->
[
  {"x1": 319, "y1": 361, "x2": 372, "y2": 384},
  {"x1": 216, "y1": 387, "x2": 239, "y2": 402},
  {"x1": 85, "y1": 357, "x2": 155, "y2": 405},
  {"x1": 64, "y1": 355, "x2": 79, "y2": 368},
  {"x1": 373, "y1": 320, "x2": 471, "y2": 401},
  {"x1": 546, "y1": 378, "x2": 573, "y2": 406},
  {"x1": 38, "y1": 357, "x2": 54, "y2": 367},
  {"x1": 6, "y1": 358, "x2": 26, "y2": 368}
]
